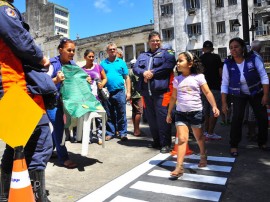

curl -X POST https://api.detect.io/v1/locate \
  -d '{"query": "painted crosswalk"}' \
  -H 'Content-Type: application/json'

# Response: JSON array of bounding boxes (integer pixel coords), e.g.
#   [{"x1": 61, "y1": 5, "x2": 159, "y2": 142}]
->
[{"x1": 78, "y1": 153, "x2": 235, "y2": 202}]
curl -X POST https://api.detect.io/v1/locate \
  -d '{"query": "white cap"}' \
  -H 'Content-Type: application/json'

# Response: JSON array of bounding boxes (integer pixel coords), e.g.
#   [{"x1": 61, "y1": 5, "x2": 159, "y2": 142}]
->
[{"x1": 130, "y1": 58, "x2": 137, "y2": 64}]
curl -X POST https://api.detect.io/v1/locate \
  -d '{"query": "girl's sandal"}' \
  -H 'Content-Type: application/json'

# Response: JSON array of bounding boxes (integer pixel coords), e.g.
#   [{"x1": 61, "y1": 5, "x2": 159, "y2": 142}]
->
[
  {"x1": 170, "y1": 163, "x2": 184, "y2": 180},
  {"x1": 198, "y1": 153, "x2": 207, "y2": 167}
]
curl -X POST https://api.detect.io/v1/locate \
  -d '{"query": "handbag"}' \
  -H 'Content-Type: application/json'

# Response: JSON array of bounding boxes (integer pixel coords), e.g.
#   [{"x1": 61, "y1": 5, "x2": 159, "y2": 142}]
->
[
  {"x1": 94, "y1": 78, "x2": 110, "y2": 102},
  {"x1": 23, "y1": 65, "x2": 58, "y2": 109}
]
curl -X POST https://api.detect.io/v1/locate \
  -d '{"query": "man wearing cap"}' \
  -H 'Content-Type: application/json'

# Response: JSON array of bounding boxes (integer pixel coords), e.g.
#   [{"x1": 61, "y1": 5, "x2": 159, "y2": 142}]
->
[
  {"x1": 0, "y1": 0, "x2": 52, "y2": 201},
  {"x1": 200, "y1": 40, "x2": 223, "y2": 140}
]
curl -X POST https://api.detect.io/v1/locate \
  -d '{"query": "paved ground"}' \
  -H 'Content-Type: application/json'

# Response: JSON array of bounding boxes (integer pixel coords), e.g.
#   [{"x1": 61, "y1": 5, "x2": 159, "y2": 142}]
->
[{"x1": 1, "y1": 104, "x2": 270, "y2": 202}]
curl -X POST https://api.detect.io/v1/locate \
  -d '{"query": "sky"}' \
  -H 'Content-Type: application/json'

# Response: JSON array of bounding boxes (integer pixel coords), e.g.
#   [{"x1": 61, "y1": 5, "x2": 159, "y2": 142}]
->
[{"x1": 13, "y1": 0, "x2": 154, "y2": 40}]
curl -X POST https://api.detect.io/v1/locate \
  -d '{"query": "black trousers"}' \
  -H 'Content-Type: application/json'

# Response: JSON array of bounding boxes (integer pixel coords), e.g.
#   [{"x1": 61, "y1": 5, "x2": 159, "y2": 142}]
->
[{"x1": 230, "y1": 93, "x2": 268, "y2": 148}]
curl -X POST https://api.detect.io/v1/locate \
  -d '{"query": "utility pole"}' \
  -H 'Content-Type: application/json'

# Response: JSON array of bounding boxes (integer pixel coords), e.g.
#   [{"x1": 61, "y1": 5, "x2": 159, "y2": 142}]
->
[{"x1": 241, "y1": 0, "x2": 250, "y2": 45}]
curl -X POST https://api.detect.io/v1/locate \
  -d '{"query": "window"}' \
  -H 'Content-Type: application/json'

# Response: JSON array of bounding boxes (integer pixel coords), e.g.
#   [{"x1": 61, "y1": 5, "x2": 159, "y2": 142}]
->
[
  {"x1": 254, "y1": 0, "x2": 262, "y2": 7},
  {"x1": 186, "y1": 0, "x2": 200, "y2": 9},
  {"x1": 55, "y1": 26, "x2": 67, "y2": 34},
  {"x1": 189, "y1": 49, "x2": 202, "y2": 57},
  {"x1": 55, "y1": 17, "x2": 68, "y2": 26},
  {"x1": 55, "y1": 9, "x2": 68, "y2": 17},
  {"x1": 187, "y1": 23, "x2": 201, "y2": 36},
  {"x1": 218, "y1": 48, "x2": 227, "y2": 60},
  {"x1": 228, "y1": 0, "x2": 237, "y2": 5},
  {"x1": 217, "y1": 21, "x2": 226, "y2": 33},
  {"x1": 161, "y1": 3, "x2": 173, "y2": 16},
  {"x1": 216, "y1": 0, "x2": 224, "y2": 7},
  {"x1": 162, "y1": 28, "x2": 174, "y2": 40},
  {"x1": 229, "y1": 19, "x2": 239, "y2": 32},
  {"x1": 255, "y1": 19, "x2": 270, "y2": 36}
]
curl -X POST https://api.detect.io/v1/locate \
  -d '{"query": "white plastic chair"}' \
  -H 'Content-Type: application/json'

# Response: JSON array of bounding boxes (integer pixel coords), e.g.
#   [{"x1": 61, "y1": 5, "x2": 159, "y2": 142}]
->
[{"x1": 76, "y1": 110, "x2": 106, "y2": 156}]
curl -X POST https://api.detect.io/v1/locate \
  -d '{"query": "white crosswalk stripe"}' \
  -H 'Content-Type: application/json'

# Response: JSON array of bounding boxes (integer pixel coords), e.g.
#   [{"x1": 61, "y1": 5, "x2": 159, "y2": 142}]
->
[
  {"x1": 130, "y1": 181, "x2": 222, "y2": 202},
  {"x1": 162, "y1": 160, "x2": 233, "y2": 172},
  {"x1": 110, "y1": 196, "x2": 149, "y2": 202},
  {"x1": 79, "y1": 153, "x2": 235, "y2": 202},
  {"x1": 148, "y1": 170, "x2": 227, "y2": 185}
]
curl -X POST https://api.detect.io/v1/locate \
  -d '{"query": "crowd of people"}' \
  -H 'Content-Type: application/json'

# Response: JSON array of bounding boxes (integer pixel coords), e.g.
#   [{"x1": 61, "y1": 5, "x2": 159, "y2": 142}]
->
[{"x1": 1, "y1": 0, "x2": 270, "y2": 201}]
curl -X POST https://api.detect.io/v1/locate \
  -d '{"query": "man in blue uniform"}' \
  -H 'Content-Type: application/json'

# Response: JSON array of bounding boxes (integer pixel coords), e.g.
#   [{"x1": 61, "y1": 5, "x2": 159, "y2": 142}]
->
[
  {"x1": 0, "y1": 0, "x2": 53, "y2": 201},
  {"x1": 133, "y1": 31, "x2": 176, "y2": 153}
]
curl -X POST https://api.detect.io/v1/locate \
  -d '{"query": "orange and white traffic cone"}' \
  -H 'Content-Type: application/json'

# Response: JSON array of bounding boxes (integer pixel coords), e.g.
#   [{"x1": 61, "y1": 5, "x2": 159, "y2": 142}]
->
[
  {"x1": 170, "y1": 132, "x2": 193, "y2": 156},
  {"x1": 8, "y1": 146, "x2": 35, "y2": 202}
]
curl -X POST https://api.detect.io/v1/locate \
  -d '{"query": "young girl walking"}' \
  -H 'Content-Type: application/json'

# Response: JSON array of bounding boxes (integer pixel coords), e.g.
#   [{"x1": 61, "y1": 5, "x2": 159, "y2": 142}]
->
[{"x1": 166, "y1": 51, "x2": 220, "y2": 179}]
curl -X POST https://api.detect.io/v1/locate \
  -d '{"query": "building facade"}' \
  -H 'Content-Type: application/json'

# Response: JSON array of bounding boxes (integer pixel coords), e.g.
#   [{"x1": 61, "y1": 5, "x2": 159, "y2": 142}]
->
[
  {"x1": 74, "y1": 25, "x2": 153, "y2": 66},
  {"x1": 24, "y1": 1, "x2": 153, "y2": 66},
  {"x1": 25, "y1": 0, "x2": 70, "y2": 39},
  {"x1": 153, "y1": 0, "x2": 270, "y2": 63}
]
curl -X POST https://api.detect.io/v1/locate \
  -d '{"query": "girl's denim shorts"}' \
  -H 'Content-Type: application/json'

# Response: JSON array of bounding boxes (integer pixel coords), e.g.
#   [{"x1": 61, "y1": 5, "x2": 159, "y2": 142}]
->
[{"x1": 175, "y1": 110, "x2": 204, "y2": 128}]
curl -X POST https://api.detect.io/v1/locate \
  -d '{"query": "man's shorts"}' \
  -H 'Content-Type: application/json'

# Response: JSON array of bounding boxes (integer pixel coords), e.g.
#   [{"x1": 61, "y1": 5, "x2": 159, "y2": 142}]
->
[
  {"x1": 131, "y1": 98, "x2": 143, "y2": 115},
  {"x1": 202, "y1": 90, "x2": 221, "y2": 116},
  {"x1": 175, "y1": 110, "x2": 204, "y2": 128}
]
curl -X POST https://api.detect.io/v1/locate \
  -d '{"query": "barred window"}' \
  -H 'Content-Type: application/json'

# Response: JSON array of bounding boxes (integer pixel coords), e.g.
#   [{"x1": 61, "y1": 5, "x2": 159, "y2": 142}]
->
[
  {"x1": 55, "y1": 26, "x2": 67, "y2": 34},
  {"x1": 55, "y1": 17, "x2": 67, "y2": 26},
  {"x1": 228, "y1": 0, "x2": 237, "y2": 6},
  {"x1": 218, "y1": 47, "x2": 227, "y2": 60},
  {"x1": 187, "y1": 23, "x2": 202, "y2": 36},
  {"x1": 217, "y1": 21, "x2": 226, "y2": 33},
  {"x1": 189, "y1": 49, "x2": 202, "y2": 58},
  {"x1": 186, "y1": 0, "x2": 200, "y2": 9},
  {"x1": 55, "y1": 9, "x2": 68, "y2": 17},
  {"x1": 216, "y1": 0, "x2": 224, "y2": 7},
  {"x1": 162, "y1": 28, "x2": 174, "y2": 40},
  {"x1": 161, "y1": 3, "x2": 173, "y2": 16}
]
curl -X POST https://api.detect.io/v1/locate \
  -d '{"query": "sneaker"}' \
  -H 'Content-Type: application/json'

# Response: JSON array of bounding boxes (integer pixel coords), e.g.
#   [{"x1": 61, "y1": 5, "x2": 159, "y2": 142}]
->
[
  {"x1": 206, "y1": 133, "x2": 222, "y2": 140},
  {"x1": 160, "y1": 146, "x2": 171, "y2": 153}
]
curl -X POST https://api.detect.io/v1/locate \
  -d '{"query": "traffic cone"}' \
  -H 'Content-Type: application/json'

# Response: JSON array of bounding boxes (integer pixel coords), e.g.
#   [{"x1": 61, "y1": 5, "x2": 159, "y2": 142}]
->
[
  {"x1": 8, "y1": 146, "x2": 35, "y2": 202},
  {"x1": 170, "y1": 133, "x2": 193, "y2": 156}
]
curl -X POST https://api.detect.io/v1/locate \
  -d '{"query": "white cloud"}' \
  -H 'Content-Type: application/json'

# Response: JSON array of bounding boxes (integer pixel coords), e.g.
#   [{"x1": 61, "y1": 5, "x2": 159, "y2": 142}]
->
[
  {"x1": 94, "y1": 0, "x2": 112, "y2": 13},
  {"x1": 118, "y1": 0, "x2": 134, "y2": 7}
]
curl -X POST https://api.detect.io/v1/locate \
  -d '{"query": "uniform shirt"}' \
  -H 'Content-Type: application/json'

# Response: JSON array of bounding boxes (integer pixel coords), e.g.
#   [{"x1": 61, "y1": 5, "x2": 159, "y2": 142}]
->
[
  {"x1": 173, "y1": 74, "x2": 206, "y2": 112},
  {"x1": 0, "y1": 1, "x2": 43, "y2": 66},
  {"x1": 221, "y1": 57, "x2": 269, "y2": 95},
  {"x1": 100, "y1": 57, "x2": 128, "y2": 92}
]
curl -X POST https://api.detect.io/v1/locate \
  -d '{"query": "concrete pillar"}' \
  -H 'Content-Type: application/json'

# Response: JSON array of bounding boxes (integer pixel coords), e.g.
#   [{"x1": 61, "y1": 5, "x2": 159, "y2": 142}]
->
[
  {"x1": 132, "y1": 44, "x2": 136, "y2": 59},
  {"x1": 122, "y1": 45, "x2": 125, "y2": 61},
  {"x1": 144, "y1": 42, "x2": 148, "y2": 52}
]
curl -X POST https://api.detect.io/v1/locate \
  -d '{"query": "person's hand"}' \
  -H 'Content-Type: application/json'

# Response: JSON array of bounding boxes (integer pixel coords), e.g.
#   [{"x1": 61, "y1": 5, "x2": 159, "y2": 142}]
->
[
  {"x1": 261, "y1": 94, "x2": 269, "y2": 106},
  {"x1": 39, "y1": 56, "x2": 50, "y2": 68},
  {"x1": 126, "y1": 92, "x2": 131, "y2": 101},
  {"x1": 212, "y1": 107, "x2": 220, "y2": 117},
  {"x1": 86, "y1": 76, "x2": 92, "y2": 84},
  {"x1": 222, "y1": 103, "x2": 228, "y2": 116},
  {"x1": 56, "y1": 71, "x2": 65, "y2": 83},
  {"x1": 143, "y1": 70, "x2": 153, "y2": 80},
  {"x1": 144, "y1": 77, "x2": 148, "y2": 83},
  {"x1": 166, "y1": 114, "x2": 172, "y2": 123},
  {"x1": 97, "y1": 81, "x2": 103, "y2": 89}
]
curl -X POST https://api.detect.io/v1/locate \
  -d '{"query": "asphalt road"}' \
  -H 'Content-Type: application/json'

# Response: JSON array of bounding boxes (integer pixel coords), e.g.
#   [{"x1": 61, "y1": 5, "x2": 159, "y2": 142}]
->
[{"x1": 1, "y1": 104, "x2": 270, "y2": 202}]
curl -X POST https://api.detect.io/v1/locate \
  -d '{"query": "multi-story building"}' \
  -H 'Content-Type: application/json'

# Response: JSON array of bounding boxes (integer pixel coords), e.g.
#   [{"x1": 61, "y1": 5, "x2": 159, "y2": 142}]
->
[
  {"x1": 153, "y1": 0, "x2": 270, "y2": 63},
  {"x1": 24, "y1": 0, "x2": 153, "y2": 64},
  {"x1": 25, "y1": 0, "x2": 70, "y2": 39}
]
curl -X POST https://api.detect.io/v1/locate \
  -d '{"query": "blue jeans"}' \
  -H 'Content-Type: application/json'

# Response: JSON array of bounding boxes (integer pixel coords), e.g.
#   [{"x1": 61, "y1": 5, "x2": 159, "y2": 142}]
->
[
  {"x1": 47, "y1": 107, "x2": 69, "y2": 164},
  {"x1": 105, "y1": 89, "x2": 127, "y2": 137}
]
